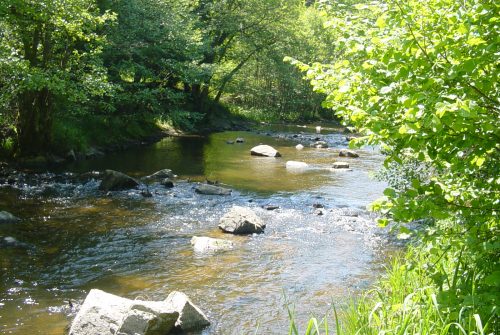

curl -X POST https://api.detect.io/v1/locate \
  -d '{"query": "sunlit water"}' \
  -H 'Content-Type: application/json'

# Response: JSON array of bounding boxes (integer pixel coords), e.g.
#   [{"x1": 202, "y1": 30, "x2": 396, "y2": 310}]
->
[{"x1": 0, "y1": 125, "x2": 389, "y2": 334}]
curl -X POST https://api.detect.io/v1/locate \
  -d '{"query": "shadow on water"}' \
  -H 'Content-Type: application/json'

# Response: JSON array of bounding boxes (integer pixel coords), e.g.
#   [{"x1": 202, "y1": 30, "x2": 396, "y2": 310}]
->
[{"x1": 0, "y1": 126, "x2": 390, "y2": 334}]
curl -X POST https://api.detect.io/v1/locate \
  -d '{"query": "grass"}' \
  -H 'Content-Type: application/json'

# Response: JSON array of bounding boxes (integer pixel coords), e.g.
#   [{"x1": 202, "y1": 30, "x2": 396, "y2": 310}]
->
[{"x1": 286, "y1": 220, "x2": 499, "y2": 335}]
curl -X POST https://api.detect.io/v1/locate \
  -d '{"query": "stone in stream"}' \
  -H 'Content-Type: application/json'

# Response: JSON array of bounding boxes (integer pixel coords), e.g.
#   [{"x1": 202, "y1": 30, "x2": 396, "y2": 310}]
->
[
  {"x1": 140, "y1": 189, "x2": 153, "y2": 198},
  {"x1": 190, "y1": 236, "x2": 234, "y2": 252},
  {"x1": 69, "y1": 289, "x2": 178, "y2": 335},
  {"x1": 0, "y1": 236, "x2": 33, "y2": 249},
  {"x1": 311, "y1": 141, "x2": 328, "y2": 148},
  {"x1": 195, "y1": 184, "x2": 232, "y2": 196},
  {"x1": 218, "y1": 206, "x2": 265, "y2": 234},
  {"x1": 332, "y1": 162, "x2": 350, "y2": 169},
  {"x1": 99, "y1": 170, "x2": 139, "y2": 191},
  {"x1": 250, "y1": 144, "x2": 281, "y2": 157},
  {"x1": 85, "y1": 147, "x2": 105, "y2": 159},
  {"x1": 339, "y1": 149, "x2": 359, "y2": 158},
  {"x1": 161, "y1": 178, "x2": 174, "y2": 188},
  {"x1": 263, "y1": 204, "x2": 279, "y2": 211},
  {"x1": 69, "y1": 289, "x2": 209, "y2": 335},
  {"x1": 226, "y1": 140, "x2": 235, "y2": 144},
  {"x1": 286, "y1": 161, "x2": 308, "y2": 169},
  {"x1": 165, "y1": 291, "x2": 211, "y2": 332},
  {"x1": 235, "y1": 137, "x2": 245, "y2": 143},
  {"x1": 0, "y1": 211, "x2": 20, "y2": 224},
  {"x1": 143, "y1": 169, "x2": 176, "y2": 181},
  {"x1": 295, "y1": 144, "x2": 304, "y2": 150}
]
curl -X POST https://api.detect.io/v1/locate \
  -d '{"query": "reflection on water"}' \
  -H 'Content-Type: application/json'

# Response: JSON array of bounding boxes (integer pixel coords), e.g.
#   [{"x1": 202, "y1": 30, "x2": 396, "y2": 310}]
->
[{"x1": 0, "y1": 126, "x2": 388, "y2": 334}]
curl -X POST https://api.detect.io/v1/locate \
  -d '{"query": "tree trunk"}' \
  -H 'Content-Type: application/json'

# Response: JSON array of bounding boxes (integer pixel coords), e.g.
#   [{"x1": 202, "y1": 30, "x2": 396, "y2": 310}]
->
[{"x1": 18, "y1": 87, "x2": 52, "y2": 156}]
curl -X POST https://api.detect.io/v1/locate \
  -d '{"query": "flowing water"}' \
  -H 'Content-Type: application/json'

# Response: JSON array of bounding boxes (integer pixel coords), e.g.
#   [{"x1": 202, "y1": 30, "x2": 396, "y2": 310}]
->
[{"x1": 0, "y1": 125, "x2": 390, "y2": 334}]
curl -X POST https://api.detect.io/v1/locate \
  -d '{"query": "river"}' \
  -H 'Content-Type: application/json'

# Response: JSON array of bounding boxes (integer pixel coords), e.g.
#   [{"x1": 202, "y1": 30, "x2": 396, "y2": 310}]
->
[{"x1": 0, "y1": 125, "x2": 389, "y2": 334}]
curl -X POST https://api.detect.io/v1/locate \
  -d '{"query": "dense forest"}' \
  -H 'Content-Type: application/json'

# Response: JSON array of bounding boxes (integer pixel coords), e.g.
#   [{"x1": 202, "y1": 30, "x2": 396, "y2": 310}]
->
[
  {"x1": 0, "y1": 0, "x2": 332, "y2": 157},
  {"x1": 0, "y1": 0, "x2": 498, "y2": 334}
]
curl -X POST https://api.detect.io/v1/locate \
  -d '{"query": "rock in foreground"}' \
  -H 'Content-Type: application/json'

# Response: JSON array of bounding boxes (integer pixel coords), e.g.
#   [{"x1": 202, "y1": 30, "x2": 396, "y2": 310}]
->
[
  {"x1": 99, "y1": 170, "x2": 139, "y2": 191},
  {"x1": 191, "y1": 236, "x2": 234, "y2": 252},
  {"x1": 195, "y1": 184, "x2": 232, "y2": 196},
  {"x1": 69, "y1": 289, "x2": 210, "y2": 335},
  {"x1": 165, "y1": 291, "x2": 210, "y2": 332},
  {"x1": 69, "y1": 289, "x2": 178, "y2": 335},
  {"x1": 250, "y1": 145, "x2": 281, "y2": 157},
  {"x1": 219, "y1": 206, "x2": 265, "y2": 234}
]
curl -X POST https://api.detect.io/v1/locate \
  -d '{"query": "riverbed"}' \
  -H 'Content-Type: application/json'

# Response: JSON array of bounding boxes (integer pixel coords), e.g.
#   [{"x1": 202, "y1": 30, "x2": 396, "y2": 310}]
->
[{"x1": 0, "y1": 125, "x2": 389, "y2": 334}]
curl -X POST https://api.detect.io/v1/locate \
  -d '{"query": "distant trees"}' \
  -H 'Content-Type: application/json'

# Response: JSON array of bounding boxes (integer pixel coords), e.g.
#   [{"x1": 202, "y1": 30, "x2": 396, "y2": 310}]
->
[
  {"x1": 0, "y1": 0, "x2": 113, "y2": 155},
  {"x1": 0, "y1": 0, "x2": 337, "y2": 156}
]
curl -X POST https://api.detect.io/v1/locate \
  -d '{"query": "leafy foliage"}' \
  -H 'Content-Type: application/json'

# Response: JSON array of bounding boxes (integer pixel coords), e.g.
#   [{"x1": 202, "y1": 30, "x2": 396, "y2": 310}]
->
[{"x1": 289, "y1": 0, "x2": 499, "y2": 332}]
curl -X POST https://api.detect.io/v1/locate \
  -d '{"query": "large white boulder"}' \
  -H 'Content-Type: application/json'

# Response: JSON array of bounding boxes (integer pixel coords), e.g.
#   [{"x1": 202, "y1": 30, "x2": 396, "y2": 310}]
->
[
  {"x1": 295, "y1": 144, "x2": 304, "y2": 150},
  {"x1": 191, "y1": 236, "x2": 234, "y2": 252},
  {"x1": 69, "y1": 289, "x2": 178, "y2": 335},
  {"x1": 219, "y1": 206, "x2": 265, "y2": 234},
  {"x1": 165, "y1": 291, "x2": 210, "y2": 331},
  {"x1": 250, "y1": 145, "x2": 281, "y2": 157}
]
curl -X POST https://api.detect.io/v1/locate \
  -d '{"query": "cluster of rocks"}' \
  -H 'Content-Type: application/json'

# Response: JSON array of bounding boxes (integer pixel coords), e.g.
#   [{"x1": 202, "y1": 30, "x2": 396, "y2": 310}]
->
[
  {"x1": 247, "y1": 133, "x2": 360, "y2": 172},
  {"x1": 69, "y1": 289, "x2": 210, "y2": 335}
]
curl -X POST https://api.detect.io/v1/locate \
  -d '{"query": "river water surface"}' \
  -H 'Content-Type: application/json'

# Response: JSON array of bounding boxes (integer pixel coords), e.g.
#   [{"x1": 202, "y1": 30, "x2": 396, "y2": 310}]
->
[{"x1": 0, "y1": 125, "x2": 389, "y2": 334}]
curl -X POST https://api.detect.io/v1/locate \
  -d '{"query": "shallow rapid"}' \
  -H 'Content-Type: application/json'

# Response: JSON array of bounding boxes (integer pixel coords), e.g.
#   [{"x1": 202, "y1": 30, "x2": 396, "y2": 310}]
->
[{"x1": 0, "y1": 125, "x2": 389, "y2": 334}]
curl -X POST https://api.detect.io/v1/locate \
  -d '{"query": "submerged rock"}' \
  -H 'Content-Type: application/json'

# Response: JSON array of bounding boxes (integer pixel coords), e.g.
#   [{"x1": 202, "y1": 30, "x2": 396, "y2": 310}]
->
[
  {"x1": 195, "y1": 184, "x2": 231, "y2": 196},
  {"x1": 286, "y1": 161, "x2": 308, "y2": 169},
  {"x1": 165, "y1": 291, "x2": 210, "y2": 332},
  {"x1": 191, "y1": 236, "x2": 234, "y2": 252},
  {"x1": 219, "y1": 206, "x2": 265, "y2": 234},
  {"x1": 69, "y1": 289, "x2": 179, "y2": 335},
  {"x1": 0, "y1": 211, "x2": 20, "y2": 224},
  {"x1": 99, "y1": 170, "x2": 139, "y2": 191},
  {"x1": 339, "y1": 149, "x2": 359, "y2": 158},
  {"x1": 332, "y1": 162, "x2": 350, "y2": 169},
  {"x1": 250, "y1": 145, "x2": 281, "y2": 157},
  {"x1": 0, "y1": 236, "x2": 32, "y2": 249},
  {"x1": 263, "y1": 204, "x2": 279, "y2": 211}
]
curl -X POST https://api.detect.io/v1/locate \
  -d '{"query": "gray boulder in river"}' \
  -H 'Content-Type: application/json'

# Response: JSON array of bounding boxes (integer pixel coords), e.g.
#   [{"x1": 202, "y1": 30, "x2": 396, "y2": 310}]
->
[
  {"x1": 195, "y1": 184, "x2": 232, "y2": 196},
  {"x1": 250, "y1": 144, "x2": 281, "y2": 157},
  {"x1": 0, "y1": 211, "x2": 20, "y2": 224},
  {"x1": 219, "y1": 206, "x2": 265, "y2": 234},
  {"x1": 69, "y1": 289, "x2": 209, "y2": 335},
  {"x1": 165, "y1": 291, "x2": 211, "y2": 331},
  {"x1": 99, "y1": 170, "x2": 139, "y2": 191},
  {"x1": 143, "y1": 169, "x2": 176, "y2": 181},
  {"x1": 339, "y1": 149, "x2": 359, "y2": 158}
]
